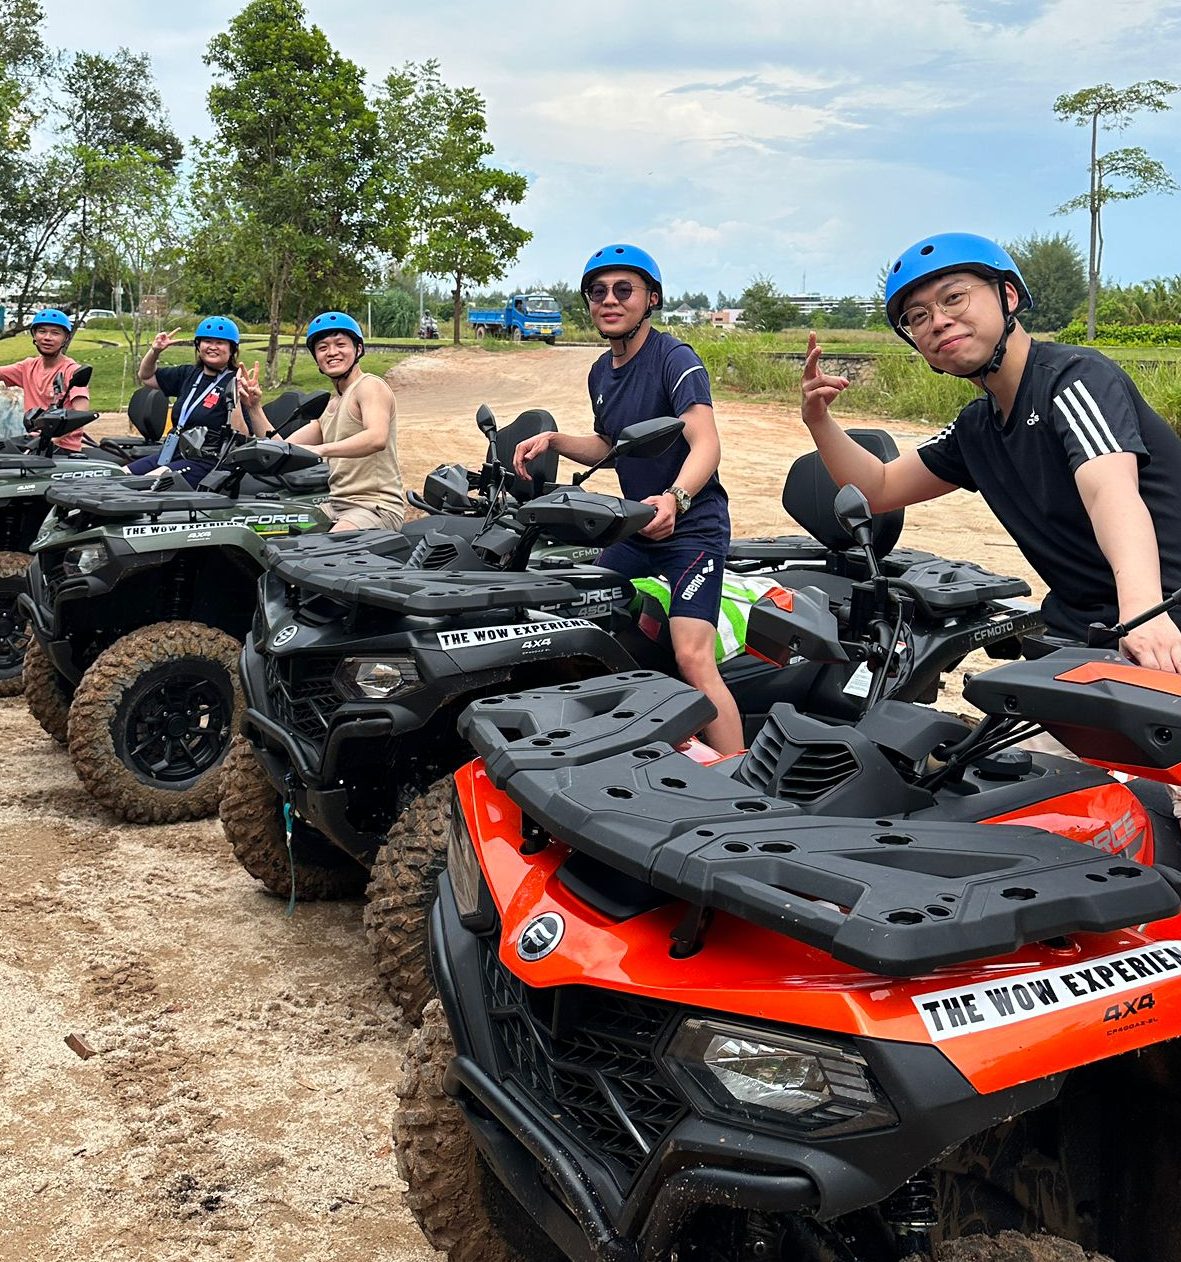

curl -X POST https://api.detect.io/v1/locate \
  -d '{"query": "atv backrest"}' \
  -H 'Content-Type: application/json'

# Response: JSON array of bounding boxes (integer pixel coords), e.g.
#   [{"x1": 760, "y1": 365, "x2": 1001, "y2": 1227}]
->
[
  {"x1": 783, "y1": 429, "x2": 903, "y2": 558},
  {"x1": 127, "y1": 387, "x2": 168, "y2": 442},
  {"x1": 495, "y1": 408, "x2": 558, "y2": 501}
]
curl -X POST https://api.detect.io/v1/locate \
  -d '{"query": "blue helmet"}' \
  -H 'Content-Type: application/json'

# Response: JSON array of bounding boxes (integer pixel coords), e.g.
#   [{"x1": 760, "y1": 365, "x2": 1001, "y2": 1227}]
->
[
  {"x1": 194, "y1": 315, "x2": 241, "y2": 346},
  {"x1": 885, "y1": 233, "x2": 1032, "y2": 338},
  {"x1": 581, "y1": 244, "x2": 663, "y2": 309},
  {"x1": 306, "y1": 311, "x2": 364, "y2": 350},
  {"x1": 31, "y1": 308, "x2": 73, "y2": 334}
]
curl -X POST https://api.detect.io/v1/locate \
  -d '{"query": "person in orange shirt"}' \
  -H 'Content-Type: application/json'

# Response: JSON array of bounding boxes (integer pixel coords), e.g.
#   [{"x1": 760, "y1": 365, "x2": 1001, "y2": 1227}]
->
[{"x1": 0, "y1": 309, "x2": 91, "y2": 452}]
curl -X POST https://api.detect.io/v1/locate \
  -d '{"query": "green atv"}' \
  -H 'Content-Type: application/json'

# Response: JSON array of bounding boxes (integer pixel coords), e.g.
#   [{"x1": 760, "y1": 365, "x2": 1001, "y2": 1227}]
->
[
  {"x1": 21, "y1": 408, "x2": 335, "y2": 824},
  {"x1": 0, "y1": 367, "x2": 167, "y2": 694}
]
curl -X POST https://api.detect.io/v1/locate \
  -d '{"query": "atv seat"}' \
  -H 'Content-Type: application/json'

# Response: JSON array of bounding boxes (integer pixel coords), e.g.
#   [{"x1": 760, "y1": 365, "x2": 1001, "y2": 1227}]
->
[{"x1": 97, "y1": 386, "x2": 168, "y2": 462}]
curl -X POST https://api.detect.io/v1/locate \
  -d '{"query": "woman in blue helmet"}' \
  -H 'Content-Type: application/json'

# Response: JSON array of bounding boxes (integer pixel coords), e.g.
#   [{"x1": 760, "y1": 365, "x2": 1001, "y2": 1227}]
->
[
  {"x1": 799, "y1": 231, "x2": 1181, "y2": 674},
  {"x1": 131, "y1": 316, "x2": 252, "y2": 486},
  {"x1": 512, "y1": 243, "x2": 743, "y2": 754},
  {"x1": 0, "y1": 308, "x2": 91, "y2": 452},
  {"x1": 238, "y1": 311, "x2": 404, "y2": 531}
]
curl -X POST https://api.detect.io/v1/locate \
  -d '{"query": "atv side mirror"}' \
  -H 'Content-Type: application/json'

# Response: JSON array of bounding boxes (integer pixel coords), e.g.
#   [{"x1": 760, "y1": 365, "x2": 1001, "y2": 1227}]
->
[
  {"x1": 68, "y1": 364, "x2": 93, "y2": 389},
  {"x1": 475, "y1": 404, "x2": 497, "y2": 438},
  {"x1": 614, "y1": 416, "x2": 684, "y2": 460},
  {"x1": 834, "y1": 484, "x2": 874, "y2": 547}
]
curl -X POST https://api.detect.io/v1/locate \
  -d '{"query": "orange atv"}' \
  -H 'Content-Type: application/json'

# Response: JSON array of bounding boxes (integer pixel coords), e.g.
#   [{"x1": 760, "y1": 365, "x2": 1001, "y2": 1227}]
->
[{"x1": 394, "y1": 588, "x2": 1181, "y2": 1262}]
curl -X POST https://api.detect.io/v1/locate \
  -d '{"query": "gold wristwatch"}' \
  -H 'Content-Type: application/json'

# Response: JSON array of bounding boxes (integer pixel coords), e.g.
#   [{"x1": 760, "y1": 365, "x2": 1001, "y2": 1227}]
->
[{"x1": 665, "y1": 485, "x2": 692, "y2": 515}]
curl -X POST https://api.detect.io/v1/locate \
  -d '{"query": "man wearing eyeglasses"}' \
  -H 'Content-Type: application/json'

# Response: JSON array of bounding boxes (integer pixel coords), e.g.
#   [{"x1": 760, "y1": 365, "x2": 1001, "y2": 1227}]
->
[
  {"x1": 513, "y1": 242, "x2": 742, "y2": 754},
  {"x1": 800, "y1": 232, "x2": 1181, "y2": 676}
]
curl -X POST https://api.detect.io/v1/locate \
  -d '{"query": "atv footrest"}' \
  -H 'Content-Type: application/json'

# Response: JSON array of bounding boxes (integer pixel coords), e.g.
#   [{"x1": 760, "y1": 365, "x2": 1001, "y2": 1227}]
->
[{"x1": 462, "y1": 673, "x2": 1181, "y2": 976}]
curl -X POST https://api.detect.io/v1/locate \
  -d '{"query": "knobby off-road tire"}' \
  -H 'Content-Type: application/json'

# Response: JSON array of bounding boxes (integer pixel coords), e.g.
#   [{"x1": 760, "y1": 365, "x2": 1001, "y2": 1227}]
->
[
  {"x1": 219, "y1": 734, "x2": 366, "y2": 900},
  {"x1": 393, "y1": 999, "x2": 562, "y2": 1262},
  {"x1": 23, "y1": 637, "x2": 72, "y2": 743},
  {"x1": 0, "y1": 550, "x2": 32, "y2": 696},
  {"x1": 67, "y1": 621, "x2": 243, "y2": 824},
  {"x1": 364, "y1": 776, "x2": 451, "y2": 1026},
  {"x1": 938, "y1": 1232, "x2": 1112, "y2": 1262}
]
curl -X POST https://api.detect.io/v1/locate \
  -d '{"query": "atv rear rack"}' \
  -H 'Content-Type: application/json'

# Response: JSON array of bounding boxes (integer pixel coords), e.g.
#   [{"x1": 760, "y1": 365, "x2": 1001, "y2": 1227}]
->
[
  {"x1": 270, "y1": 549, "x2": 590, "y2": 616},
  {"x1": 460, "y1": 673, "x2": 1181, "y2": 977}
]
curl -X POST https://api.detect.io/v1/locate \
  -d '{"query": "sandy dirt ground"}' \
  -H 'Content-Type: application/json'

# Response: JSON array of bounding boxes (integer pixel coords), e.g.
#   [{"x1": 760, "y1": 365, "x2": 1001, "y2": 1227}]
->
[{"x1": 0, "y1": 346, "x2": 1048, "y2": 1261}]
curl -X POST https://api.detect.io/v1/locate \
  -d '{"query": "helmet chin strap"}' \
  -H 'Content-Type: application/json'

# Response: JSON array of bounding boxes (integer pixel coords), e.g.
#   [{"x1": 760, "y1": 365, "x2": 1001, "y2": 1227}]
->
[{"x1": 600, "y1": 306, "x2": 653, "y2": 348}]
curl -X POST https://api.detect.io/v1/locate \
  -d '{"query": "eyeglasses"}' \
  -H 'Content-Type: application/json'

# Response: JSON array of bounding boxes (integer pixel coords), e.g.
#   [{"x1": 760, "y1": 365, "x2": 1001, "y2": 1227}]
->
[
  {"x1": 899, "y1": 283, "x2": 989, "y2": 335},
  {"x1": 586, "y1": 280, "x2": 648, "y2": 304}
]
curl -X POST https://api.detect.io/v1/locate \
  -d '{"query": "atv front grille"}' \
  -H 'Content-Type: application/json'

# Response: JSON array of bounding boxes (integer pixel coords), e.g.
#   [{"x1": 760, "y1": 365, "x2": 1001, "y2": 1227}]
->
[
  {"x1": 264, "y1": 653, "x2": 341, "y2": 741},
  {"x1": 742, "y1": 710, "x2": 861, "y2": 803},
  {"x1": 479, "y1": 939, "x2": 687, "y2": 1187}
]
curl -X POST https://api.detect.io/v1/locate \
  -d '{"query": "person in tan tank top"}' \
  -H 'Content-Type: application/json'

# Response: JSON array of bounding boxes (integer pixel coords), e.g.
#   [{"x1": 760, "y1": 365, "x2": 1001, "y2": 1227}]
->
[{"x1": 238, "y1": 310, "x2": 405, "y2": 532}]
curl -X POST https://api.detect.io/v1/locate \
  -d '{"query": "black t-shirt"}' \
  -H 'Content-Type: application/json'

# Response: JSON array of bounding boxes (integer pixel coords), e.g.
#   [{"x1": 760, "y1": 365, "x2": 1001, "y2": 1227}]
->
[
  {"x1": 917, "y1": 340, "x2": 1181, "y2": 638},
  {"x1": 589, "y1": 329, "x2": 729, "y2": 547},
  {"x1": 156, "y1": 363, "x2": 236, "y2": 461}
]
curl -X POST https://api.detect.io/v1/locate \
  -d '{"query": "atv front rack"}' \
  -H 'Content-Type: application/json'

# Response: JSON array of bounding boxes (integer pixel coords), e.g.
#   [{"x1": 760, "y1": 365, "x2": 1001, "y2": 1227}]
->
[
  {"x1": 460, "y1": 673, "x2": 1181, "y2": 976},
  {"x1": 47, "y1": 482, "x2": 238, "y2": 519},
  {"x1": 270, "y1": 550, "x2": 588, "y2": 616},
  {"x1": 0, "y1": 454, "x2": 56, "y2": 473}
]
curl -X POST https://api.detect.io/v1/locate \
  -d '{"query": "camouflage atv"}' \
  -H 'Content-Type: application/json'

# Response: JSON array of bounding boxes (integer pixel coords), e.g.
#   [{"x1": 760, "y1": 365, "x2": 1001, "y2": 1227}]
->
[{"x1": 21, "y1": 409, "x2": 334, "y2": 824}]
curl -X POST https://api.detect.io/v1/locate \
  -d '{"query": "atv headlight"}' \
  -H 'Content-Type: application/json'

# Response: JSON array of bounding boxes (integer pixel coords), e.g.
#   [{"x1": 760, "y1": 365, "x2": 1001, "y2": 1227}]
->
[
  {"x1": 666, "y1": 1018, "x2": 897, "y2": 1136},
  {"x1": 334, "y1": 655, "x2": 420, "y2": 700},
  {"x1": 61, "y1": 543, "x2": 108, "y2": 577}
]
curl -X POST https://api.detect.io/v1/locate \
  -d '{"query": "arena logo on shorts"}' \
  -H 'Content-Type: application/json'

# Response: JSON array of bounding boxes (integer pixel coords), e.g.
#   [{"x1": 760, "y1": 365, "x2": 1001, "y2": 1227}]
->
[{"x1": 681, "y1": 559, "x2": 715, "y2": 601}]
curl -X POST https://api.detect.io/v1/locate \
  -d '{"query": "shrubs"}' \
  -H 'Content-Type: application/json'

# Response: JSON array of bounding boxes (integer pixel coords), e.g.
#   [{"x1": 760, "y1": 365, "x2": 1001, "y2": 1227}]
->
[{"x1": 1059, "y1": 321, "x2": 1181, "y2": 347}]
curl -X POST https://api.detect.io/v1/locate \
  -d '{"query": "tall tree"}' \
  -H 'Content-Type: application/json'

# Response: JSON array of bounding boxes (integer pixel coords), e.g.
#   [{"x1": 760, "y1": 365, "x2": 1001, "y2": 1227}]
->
[
  {"x1": 378, "y1": 62, "x2": 530, "y2": 345},
  {"x1": 204, "y1": 0, "x2": 389, "y2": 383},
  {"x1": 0, "y1": 0, "x2": 51, "y2": 332},
  {"x1": 1004, "y1": 232, "x2": 1087, "y2": 332},
  {"x1": 738, "y1": 277, "x2": 797, "y2": 331},
  {"x1": 58, "y1": 49, "x2": 182, "y2": 309},
  {"x1": 1053, "y1": 79, "x2": 1180, "y2": 339}
]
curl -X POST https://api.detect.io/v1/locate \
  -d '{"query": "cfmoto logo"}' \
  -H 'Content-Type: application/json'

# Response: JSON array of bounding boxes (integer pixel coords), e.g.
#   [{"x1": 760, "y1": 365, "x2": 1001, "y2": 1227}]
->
[
  {"x1": 272, "y1": 624, "x2": 298, "y2": 648},
  {"x1": 517, "y1": 912, "x2": 565, "y2": 961}
]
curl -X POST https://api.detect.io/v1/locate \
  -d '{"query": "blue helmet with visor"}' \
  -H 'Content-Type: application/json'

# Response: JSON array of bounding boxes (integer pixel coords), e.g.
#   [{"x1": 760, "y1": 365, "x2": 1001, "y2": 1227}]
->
[
  {"x1": 30, "y1": 308, "x2": 74, "y2": 335},
  {"x1": 194, "y1": 315, "x2": 241, "y2": 346}
]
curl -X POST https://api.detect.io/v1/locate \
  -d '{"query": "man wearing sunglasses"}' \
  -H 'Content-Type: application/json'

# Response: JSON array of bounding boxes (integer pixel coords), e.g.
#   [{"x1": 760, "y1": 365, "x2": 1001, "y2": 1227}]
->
[
  {"x1": 799, "y1": 231, "x2": 1181, "y2": 678},
  {"x1": 513, "y1": 242, "x2": 742, "y2": 754}
]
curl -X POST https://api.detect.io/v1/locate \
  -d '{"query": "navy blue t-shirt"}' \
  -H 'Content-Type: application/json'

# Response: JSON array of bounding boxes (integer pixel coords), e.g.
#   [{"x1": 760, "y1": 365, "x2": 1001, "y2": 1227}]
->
[
  {"x1": 156, "y1": 363, "x2": 236, "y2": 461},
  {"x1": 589, "y1": 329, "x2": 729, "y2": 547},
  {"x1": 917, "y1": 340, "x2": 1181, "y2": 639}
]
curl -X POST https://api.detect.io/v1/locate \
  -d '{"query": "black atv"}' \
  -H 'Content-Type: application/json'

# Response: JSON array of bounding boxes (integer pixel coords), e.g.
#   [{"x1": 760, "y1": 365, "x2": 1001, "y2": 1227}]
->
[
  {"x1": 19, "y1": 390, "x2": 334, "y2": 824},
  {"x1": 0, "y1": 368, "x2": 170, "y2": 693},
  {"x1": 223, "y1": 423, "x2": 1040, "y2": 1009}
]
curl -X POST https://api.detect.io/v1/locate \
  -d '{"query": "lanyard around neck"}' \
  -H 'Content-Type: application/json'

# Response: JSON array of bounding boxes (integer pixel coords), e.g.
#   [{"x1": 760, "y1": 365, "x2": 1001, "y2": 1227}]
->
[{"x1": 176, "y1": 369, "x2": 231, "y2": 430}]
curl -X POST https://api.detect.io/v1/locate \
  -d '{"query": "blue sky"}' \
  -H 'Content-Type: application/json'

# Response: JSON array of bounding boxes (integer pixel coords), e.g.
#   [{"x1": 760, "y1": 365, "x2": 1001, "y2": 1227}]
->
[{"x1": 42, "y1": 0, "x2": 1181, "y2": 301}]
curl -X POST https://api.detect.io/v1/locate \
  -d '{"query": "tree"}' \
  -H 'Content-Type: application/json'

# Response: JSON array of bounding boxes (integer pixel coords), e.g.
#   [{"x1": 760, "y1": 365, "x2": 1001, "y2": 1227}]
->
[
  {"x1": 1004, "y1": 232, "x2": 1087, "y2": 332},
  {"x1": 204, "y1": 0, "x2": 388, "y2": 383},
  {"x1": 827, "y1": 296, "x2": 867, "y2": 329},
  {"x1": 378, "y1": 62, "x2": 530, "y2": 345},
  {"x1": 57, "y1": 49, "x2": 183, "y2": 310},
  {"x1": 738, "y1": 276, "x2": 797, "y2": 332},
  {"x1": 1053, "y1": 79, "x2": 1180, "y2": 339}
]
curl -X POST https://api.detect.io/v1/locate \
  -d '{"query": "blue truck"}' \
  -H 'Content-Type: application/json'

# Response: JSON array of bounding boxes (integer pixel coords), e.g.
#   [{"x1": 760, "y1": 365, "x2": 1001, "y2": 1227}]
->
[{"x1": 467, "y1": 293, "x2": 563, "y2": 343}]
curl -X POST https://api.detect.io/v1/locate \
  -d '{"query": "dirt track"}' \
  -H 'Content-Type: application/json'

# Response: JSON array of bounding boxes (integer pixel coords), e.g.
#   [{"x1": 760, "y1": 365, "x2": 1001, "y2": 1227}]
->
[{"x1": 0, "y1": 347, "x2": 1045, "y2": 1261}]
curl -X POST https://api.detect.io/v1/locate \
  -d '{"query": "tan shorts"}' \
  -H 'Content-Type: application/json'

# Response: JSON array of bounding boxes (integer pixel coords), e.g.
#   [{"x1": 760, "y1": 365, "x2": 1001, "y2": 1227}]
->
[{"x1": 321, "y1": 497, "x2": 404, "y2": 531}]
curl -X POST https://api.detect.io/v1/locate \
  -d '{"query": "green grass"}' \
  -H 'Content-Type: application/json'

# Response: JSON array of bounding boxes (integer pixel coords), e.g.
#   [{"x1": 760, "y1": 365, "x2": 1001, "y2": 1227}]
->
[{"x1": 677, "y1": 327, "x2": 1181, "y2": 428}]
